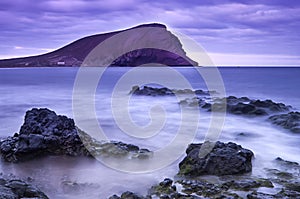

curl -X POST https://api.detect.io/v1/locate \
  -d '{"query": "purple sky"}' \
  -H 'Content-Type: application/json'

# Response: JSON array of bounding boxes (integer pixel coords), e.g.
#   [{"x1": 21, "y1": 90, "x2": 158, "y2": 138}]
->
[{"x1": 0, "y1": 0, "x2": 299, "y2": 66}]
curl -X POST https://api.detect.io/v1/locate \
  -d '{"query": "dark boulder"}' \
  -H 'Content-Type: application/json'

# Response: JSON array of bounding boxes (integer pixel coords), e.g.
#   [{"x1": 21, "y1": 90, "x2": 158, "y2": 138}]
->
[
  {"x1": 0, "y1": 108, "x2": 90, "y2": 162},
  {"x1": 179, "y1": 141, "x2": 254, "y2": 176},
  {"x1": 0, "y1": 108, "x2": 152, "y2": 162},
  {"x1": 268, "y1": 112, "x2": 300, "y2": 133}
]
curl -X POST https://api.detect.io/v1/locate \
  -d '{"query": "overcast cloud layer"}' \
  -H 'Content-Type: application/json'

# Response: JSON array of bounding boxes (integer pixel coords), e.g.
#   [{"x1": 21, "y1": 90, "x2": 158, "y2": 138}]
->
[{"x1": 0, "y1": 0, "x2": 299, "y2": 65}]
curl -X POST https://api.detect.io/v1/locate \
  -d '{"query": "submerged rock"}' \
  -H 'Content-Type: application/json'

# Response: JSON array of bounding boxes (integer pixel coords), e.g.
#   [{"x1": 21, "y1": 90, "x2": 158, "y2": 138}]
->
[
  {"x1": 0, "y1": 108, "x2": 151, "y2": 162},
  {"x1": 61, "y1": 179, "x2": 100, "y2": 194},
  {"x1": 0, "y1": 175, "x2": 48, "y2": 199},
  {"x1": 178, "y1": 141, "x2": 254, "y2": 176},
  {"x1": 268, "y1": 112, "x2": 300, "y2": 133}
]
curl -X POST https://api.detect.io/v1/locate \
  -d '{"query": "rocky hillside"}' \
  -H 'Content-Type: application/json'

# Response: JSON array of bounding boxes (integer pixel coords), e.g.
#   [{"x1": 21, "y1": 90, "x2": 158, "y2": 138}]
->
[{"x1": 0, "y1": 23, "x2": 197, "y2": 67}]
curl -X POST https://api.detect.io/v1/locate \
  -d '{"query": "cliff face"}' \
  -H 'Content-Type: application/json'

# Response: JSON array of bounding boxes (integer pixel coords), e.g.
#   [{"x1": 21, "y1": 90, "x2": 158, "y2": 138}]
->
[{"x1": 0, "y1": 23, "x2": 197, "y2": 67}]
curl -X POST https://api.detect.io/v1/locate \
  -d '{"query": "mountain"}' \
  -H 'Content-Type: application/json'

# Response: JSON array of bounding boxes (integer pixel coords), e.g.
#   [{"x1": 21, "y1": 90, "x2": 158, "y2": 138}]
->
[{"x1": 0, "y1": 23, "x2": 197, "y2": 67}]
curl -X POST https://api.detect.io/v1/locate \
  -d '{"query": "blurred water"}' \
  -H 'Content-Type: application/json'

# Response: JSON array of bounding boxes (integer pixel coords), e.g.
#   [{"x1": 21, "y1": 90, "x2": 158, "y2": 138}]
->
[{"x1": 0, "y1": 67, "x2": 300, "y2": 198}]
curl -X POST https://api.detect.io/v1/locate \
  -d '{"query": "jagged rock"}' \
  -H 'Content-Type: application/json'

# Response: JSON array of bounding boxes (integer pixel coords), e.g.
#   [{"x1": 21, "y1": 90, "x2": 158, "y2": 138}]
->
[
  {"x1": 223, "y1": 179, "x2": 273, "y2": 191},
  {"x1": 0, "y1": 108, "x2": 90, "y2": 162},
  {"x1": 112, "y1": 176, "x2": 283, "y2": 199},
  {"x1": 0, "y1": 108, "x2": 152, "y2": 162},
  {"x1": 208, "y1": 97, "x2": 290, "y2": 116},
  {"x1": 109, "y1": 191, "x2": 147, "y2": 199},
  {"x1": 130, "y1": 86, "x2": 175, "y2": 96},
  {"x1": 247, "y1": 189, "x2": 300, "y2": 199},
  {"x1": 148, "y1": 178, "x2": 177, "y2": 196},
  {"x1": 180, "y1": 179, "x2": 223, "y2": 197},
  {"x1": 129, "y1": 85, "x2": 213, "y2": 97},
  {"x1": 178, "y1": 141, "x2": 254, "y2": 176},
  {"x1": 148, "y1": 178, "x2": 202, "y2": 199},
  {"x1": 268, "y1": 112, "x2": 300, "y2": 133},
  {"x1": 180, "y1": 95, "x2": 291, "y2": 116},
  {"x1": 247, "y1": 191, "x2": 279, "y2": 199},
  {"x1": 274, "y1": 157, "x2": 300, "y2": 168},
  {"x1": 0, "y1": 175, "x2": 48, "y2": 199}
]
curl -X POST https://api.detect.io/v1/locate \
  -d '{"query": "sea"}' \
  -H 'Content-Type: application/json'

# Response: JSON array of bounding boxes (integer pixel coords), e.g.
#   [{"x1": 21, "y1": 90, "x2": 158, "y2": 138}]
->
[{"x1": 0, "y1": 67, "x2": 299, "y2": 198}]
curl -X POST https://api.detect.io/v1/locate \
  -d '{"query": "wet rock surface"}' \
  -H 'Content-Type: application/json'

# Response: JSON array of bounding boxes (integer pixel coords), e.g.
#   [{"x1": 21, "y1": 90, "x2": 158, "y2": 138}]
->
[
  {"x1": 109, "y1": 191, "x2": 147, "y2": 199},
  {"x1": 178, "y1": 141, "x2": 254, "y2": 176},
  {"x1": 181, "y1": 96, "x2": 290, "y2": 116},
  {"x1": 0, "y1": 174, "x2": 48, "y2": 199},
  {"x1": 0, "y1": 108, "x2": 152, "y2": 162},
  {"x1": 129, "y1": 85, "x2": 213, "y2": 97},
  {"x1": 61, "y1": 179, "x2": 100, "y2": 194},
  {"x1": 111, "y1": 176, "x2": 279, "y2": 199},
  {"x1": 0, "y1": 108, "x2": 89, "y2": 162},
  {"x1": 265, "y1": 157, "x2": 300, "y2": 195},
  {"x1": 268, "y1": 112, "x2": 300, "y2": 133}
]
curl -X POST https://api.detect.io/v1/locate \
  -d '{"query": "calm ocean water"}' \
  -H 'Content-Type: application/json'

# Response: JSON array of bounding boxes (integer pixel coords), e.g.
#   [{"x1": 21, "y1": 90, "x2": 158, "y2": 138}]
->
[{"x1": 0, "y1": 67, "x2": 299, "y2": 198}]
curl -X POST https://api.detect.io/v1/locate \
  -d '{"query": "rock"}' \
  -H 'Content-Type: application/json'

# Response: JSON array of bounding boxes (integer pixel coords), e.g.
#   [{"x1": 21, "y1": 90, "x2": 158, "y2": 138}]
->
[
  {"x1": 130, "y1": 86, "x2": 175, "y2": 96},
  {"x1": 274, "y1": 157, "x2": 300, "y2": 167},
  {"x1": 266, "y1": 169, "x2": 294, "y2": 180},
  {"x1": 178, "y1": 141, "x2": 254, "y2": 176},
  {"x1": 0, "y1": 108, "x2": 90, "y2": 162},
  {"x1": 109, "y1": 195, "x2": 121, "y2": 199},
  {"x1": 268, "y1": 112, "x2": 300, "y2": 133},
  {"x1": 61, "y1": 180, "x2": 99, "y2": 194},
  {"x1": 129, "y1": 85, "x2": 213, "y2": 97},
  {"x1": 109, "y1": 191, "x2": 147, "y2": 199},
  {"x1": 247, "y1": 191, "x2": 278, "y2": 199},
  {"x1": 247, "y1": 189, "x2": 300, "y2": 199},
  {"x1": 149, "y1": 178, "x2": 176, "y2": 196},
  {"x1": 249, "y1": 100, "x2": 290, "y2": 112},
  {"x1": 208, "y1": 97, "x2": 290, "y2": 116},
  {"x1": 84, "y1": 138, "x2": 153, "y2": 159},
  {"x1": 224, "y1": 179, "x2": 273, "y2": 191},
  {"x1": 0, "y1": 175, "x2": 48, "y2": 199},
  {"x1": 262, "y1": 157, "x2": 300, "y2": 198},
  {"x1": 113, "y1": 177, "x2": 277, "y2": 199},
  {"x1": 285, "y1": 181, "x2": 300, "y2": 192},
  {"x1": 0, "y1": 108, "x2": 151, "y2": 162},
  {"x1": 180, "y1": 95, "x2": 290, "y2": 116},
  {"x1": 180, "y1": 179, "x2": 223, "y2": 197}
]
